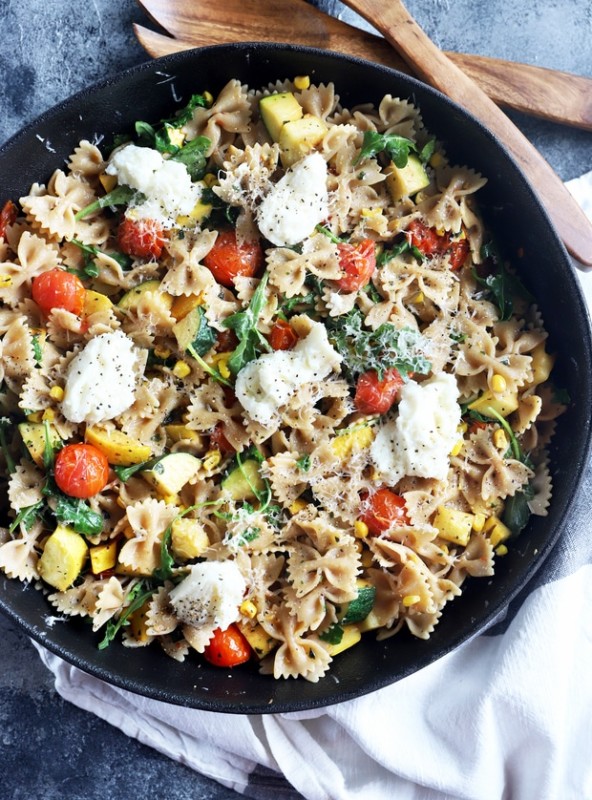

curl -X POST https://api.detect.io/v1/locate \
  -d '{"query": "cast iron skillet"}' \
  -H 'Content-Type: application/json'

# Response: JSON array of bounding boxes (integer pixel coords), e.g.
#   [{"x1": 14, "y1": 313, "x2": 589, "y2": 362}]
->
[{"x1": 0, "y1": 44, "x2": 590, "y2": 714}]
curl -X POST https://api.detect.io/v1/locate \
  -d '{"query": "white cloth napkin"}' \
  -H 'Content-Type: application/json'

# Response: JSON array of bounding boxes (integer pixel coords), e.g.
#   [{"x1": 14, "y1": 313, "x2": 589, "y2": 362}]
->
[{"x1": 35, "y1": 174, "x2": 592, "y2": 800}]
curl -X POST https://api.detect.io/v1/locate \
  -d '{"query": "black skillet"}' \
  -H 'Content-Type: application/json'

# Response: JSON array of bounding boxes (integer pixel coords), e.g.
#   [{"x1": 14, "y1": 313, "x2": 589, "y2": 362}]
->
[{"x1": 0, "y1": 43, "x2": 590, "y2": 713}]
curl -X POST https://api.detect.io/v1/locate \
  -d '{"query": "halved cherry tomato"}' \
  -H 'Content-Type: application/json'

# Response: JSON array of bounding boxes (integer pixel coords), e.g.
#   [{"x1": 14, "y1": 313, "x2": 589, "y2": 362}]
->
[
  {"x1": 216, "y1": 328, "x2": 239, "y2": 353},
  {"x1": 406, "y1": 220, "x2": 468, "y2": 269},
  {"x1": 203, "y1": 229, "x2": 264, "y2": 288},
  {"x1": 0, "y1": 200, "x2": 17, "y2": 240},
  {"x1": 360, "y1": 488, "x2": 409, "y2": 535},
  {"x1": 335, "y1": 239, "x2": 376, "y2": 292},
  {"x1": 54, "y1": 443, "x2": 110, "y2": 499},
  {"x1": 354, "y1": 367, "x2": 404, "y2": 415},
  {"x1": 268, "y1": 319, "x2": 298, "y2": 351},
  {"x1": 210, "y1": 422, "x2": 235, "y2": 455},
  {"x1": 32, "y1": 269, "x2": 86, "y2": 317},
  {"x1": 117, "y1": 216, "x2": 166, "y2": 260},
  {"x1": 203, "y1": 624, "x2": 252, "y2": 667}
]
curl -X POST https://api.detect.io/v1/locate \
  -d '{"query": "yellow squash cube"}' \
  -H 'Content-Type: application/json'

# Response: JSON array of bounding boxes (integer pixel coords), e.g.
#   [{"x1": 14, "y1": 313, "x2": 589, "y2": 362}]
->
[
  {"x1": 38, "y1": 525, "x2": 88, "y2": 592},
  {"x1": 433, "y1": 506, "x2": 475, "y2": 546},
  {"x1": 170, "y1": 518, "x2": 210, "y2": 561},
  {"x1": 89, "y1": 540, "x2": 118, "y2": 574}
]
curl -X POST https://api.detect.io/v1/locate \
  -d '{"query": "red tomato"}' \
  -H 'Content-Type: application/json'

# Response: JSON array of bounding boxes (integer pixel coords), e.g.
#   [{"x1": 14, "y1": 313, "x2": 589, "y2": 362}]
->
[
  {"x1": 203, "y1": 229, "x2": 264, "y2": 288},
  {"x1": 448, "y1": 237, "x2": 470, "y2": 271},
  {"x1": 354, "y1": 368, "x2": 404, "y2": 415},
  {"x1": 203, "y1": 624, "x2": 252, "y2": 668},
  {"x1": 32, "y1": 269, "x2": 86, "y2": 317},
  {"x1": 210, "y1": 422, "x2": 235, "y2": 455},
  {"x1": 117, "y1": 216, "x2": 166, "y2": 260},
  {"x1": 406, "y1": 220, "x2": 468, "y2": 269},
  {"x1": 269, "y1": 319, "x2": 298, "y2": 351},
  {"x1": 360, "y1": 488, "x2": 409, "y2": 535},
  {"x1": 335, "y1": 239, "x2": 376, "y2": 292},
  {"x1": 216, "y1": 328, "x2": 239, "y2": 353},
  {"x1": 54, "y1": 443, "x2": 110, "y2": 499},
  {"x1": 0, "y1": 200, "x2": 17, "y2": 240}
]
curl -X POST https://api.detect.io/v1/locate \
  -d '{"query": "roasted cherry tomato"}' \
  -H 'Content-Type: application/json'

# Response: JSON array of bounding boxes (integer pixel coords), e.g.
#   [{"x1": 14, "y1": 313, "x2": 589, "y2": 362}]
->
[
  {"x1": 360, "y1": 488, "x2": 409, "y2": 535},
  {"x1": 203, "y1": 229, "x2": 264, "y2": 288},
  {"x1": 203, "y1": 624, "x2": 252, "y2": 668},
  {"x1": 32, "y1": 269, "x2": 86, "y2": 317},
  {"x1": 335, "y1": 238, "x2": 376, "y2": 292},
  {"x1": 406, "y1": 220, "x2": 468, "y2": 269},
  {"x1": 210, "y1": 422, "x2": 235, "y2": 455},
  {"x1": 0, "y1": 200, "x2": 17, "y2": 240},
  {"x1": 54, "y1": 443, "x2": 110, "y2": 499},
  {"x1": 117, "y1": 216, "x2": 166, "y2": 260},
  {"x1": 448, "y1": 237, "x2": 470, "y2": 271},
  {"x1": 269, "y1": 319, "x2": 298, "y2": 351},
  {"x1": 354, "y1": 368, "x2": 404, "y2": 415},
  {"x1": 216, "y1": 328, "x2": 239, "y2": 353}
]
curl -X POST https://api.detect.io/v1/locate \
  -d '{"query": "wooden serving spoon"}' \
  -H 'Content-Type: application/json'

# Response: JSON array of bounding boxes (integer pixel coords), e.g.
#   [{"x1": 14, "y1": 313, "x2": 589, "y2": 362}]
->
[
  {"x1": 134, "y1": 0, "x2": 592, "y2": 131},
  {"x1": 335, "y1": 0, "x2": 592, "y2": 265}
]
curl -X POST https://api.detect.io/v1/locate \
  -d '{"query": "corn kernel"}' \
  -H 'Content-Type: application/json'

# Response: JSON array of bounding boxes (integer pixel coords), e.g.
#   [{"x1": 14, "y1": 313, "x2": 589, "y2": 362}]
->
[
  {"x1": 49, "y1": 386, "x2": 64, "y2": 401},
  {"x1": 472, "y1": 513, "x2": 486, "y2": 533},
  {"x1": 218, "y1": 358, "x2": 231, "y2": 380},
  {"x1": 289, "y1": 498, "x2": 308, "y2": 515},
  {"x1": 361, "y1": 550, "x2": 374, "y2": 568},
  {"x1": 403, "y1": 594, "x2": 421, "y2": 607},
  {"x1": 26, "y1": 411, "x2": 43, "y2": 423},
  {"x1": 154, "y1": 345, "x2": 171, "y2": 359},
  {"x1": 240, "y1": 599, "x2": 258, "y2": 619},
  {"x1": 429, "y1": 152, "x2": 445, "y2": 168},
  {"x1": 203, "y1": 90, "x2": 214, "y2": 106},
  {"x1": 172, "y1": 360, "x2": 191, "y2": 379},
  {"x1": 202, "y1": 449, "x2": 221, "y2": 471},
  {"x1": 412, "y1": 291, "x2": 425, "y2": 304},
  {"x1": 458, "y1": 421, "x2": 468, "y2": 434},
  {"x1": 493, "y1": 428, "x2": 508, "y2": 450},
  {"x1": 203, "y1": 173, "x2": 218, "y2": 188},
  {"x1": 495, "y1": 544, "x2": 508, "y2": 557},
  {"x1": 450, "y1": 439, "x2": 464, "y2": 457},
  {"x1": 162, "y1": 493, "x2": 180, "y2": 506},
  {"x1": 0, "y1": 275, "x2": 13, "y2": 288},
  {"x1": 491, "y1": 374, "x2": 507, "y2": 393},
  {"x1": 42, "y1": 409, "x2": 55, "y2": 422},
  {"x1": 294, "y1": 75, "x2": 310, "y2": 90},
  {"x1": 354, "y1": 520, "x2": 369, "y2": 539}
]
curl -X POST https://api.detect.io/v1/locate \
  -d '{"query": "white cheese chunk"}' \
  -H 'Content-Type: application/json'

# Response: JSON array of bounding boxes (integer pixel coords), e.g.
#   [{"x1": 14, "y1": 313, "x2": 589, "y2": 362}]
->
[
  {"x1": 61, "y1": 331, "x2": 140, "y2": 425},
  {"x1": 106, "y1": 143, "x2": 201, "y2": 227},
  {"x1": 371, "y1": 372, "x2": 460, "y2": 485},
  {"x1": 168, "y1": 561, "x2": 246, "y2": 630},
  {"x1": 235, "y1": 319, "x2": 342, "y2": 426},
  {"x1": 256, "y1": 152, "x2": 328, "y2": 246}
]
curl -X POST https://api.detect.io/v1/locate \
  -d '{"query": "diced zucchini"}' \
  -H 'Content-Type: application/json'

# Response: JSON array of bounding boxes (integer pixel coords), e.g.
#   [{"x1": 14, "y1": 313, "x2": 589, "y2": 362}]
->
[
  {"x1": 433, "y1": 506, "x2": 474, "y2": 546},
  {"x1": 170, "y1": 293, "x2": 203, "y2": 322},
  {"x1": 19, "y1": 421, "x2": 62, "y2": 467},
  {"x1": 323, "y1": 624, "x2": 362, "y2": 657},
  {"x1": 172, "y1": 305, "x2": 216, "y2": 356},
  {"x1": 339, "y1": 580, "x2": 376, "y2": 625},
  {"x1": 259, "y1": 92, "x2": 303, "y2": 142},
  {"x1": 85, "y1": 427, "x2": 152, "y2": 466},
  {"x1": 118, "y1": 280, "x2": 173, "y2": 312},
  {"x1": 278, "y1": 114, "x2": 328, "y2": 167},
  {"x1": 38, "y1": 525, "x2": 88, "y2": 591},
  {"x1": 468, "y1": 388, "x2": 519, "y2": 418},
  {"x1": 89, "y1": 540, "x2": 118, "y2": 574},
  {"x1": 142, "y1": 452, "x2": 201, "y2": 495},
  {"x1": 357, "y1": 609, "x2": 383, "y2": 633},
  {"x1": 170, "y1": 518, "x2": 210, "y2": 561},
  {"x1": 221, "y1": 459, "x2": 265, "y2": 502},
  {"x1": 385, "y1": 155, "x2": 430, "y2": 202},
  {"x1": 236, "y1": 621, "x2": 278, "y2": 660}
]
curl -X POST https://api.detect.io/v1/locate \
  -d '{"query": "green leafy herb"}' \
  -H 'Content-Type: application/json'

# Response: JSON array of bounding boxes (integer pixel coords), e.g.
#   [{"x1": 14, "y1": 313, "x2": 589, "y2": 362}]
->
[
  {"x1": 164, "y1": 93, "x2": 210, "y2": 127},
  {"x1": 223, "y1": 271, "x2": 272, "y2": 374},
  {"x1": 53, "y1": 495, "x2": 104, "y2": 536},
  {"x1": 0, "y1": 417, "x2": 16, "y2": 474},
  {"x1": 296, "y1": 454, "x2": 311, "y2": 472},
  {"x1": 473, "y1": 241, "x2": 532, "y2": 322},
  {"x1": 326, "y1": 308, "x2": 431, "y2": 381},
  {"x1": 75, "y1": 185, "x2": 139, "y2": 221},
  {"x1": 98, "y1": 582, "x2": 155, "y2": 650},
  {"x1": 42, "y1": 420, "x2": 59, "y2": 470},
  {"x1": 30, "y1": 333, "x2": 43, "y2": 365},
  {"x1": 170, "y1": 136, "x2": 210, "y2": 181},
  {"x1": 418, "y1": 138, "x2": 436, "y2": 164},
  {"x1": 189, "y1": 306, "x2": 217, "y2": 357},
  {"x1": 8, "y1": 501, "x2": 44, "y2": 535},
  {"x1": 113, "y1": 455, "x2": 166, "y2": 483},
  {"x1": 315, "y1": 224, "x2": 347, "y2": 245},
  {"x1": 354, "y1": 130, "x2": 416, "y2": 168},
  {"x1": 552, "y1": 387, "x2": 571, "y2": 405},
  {"x1": 377, "y1": 238, "x2": 424, "y2": 267},
  {"x1": 502, "y1": 483, "x2": 535, "y2": 537},
  {"x1": 320, "y1": 624, "x2": 344, "y2": 645},
  {"x1": 186, "y1": 343, "x2": 233, "y2": 388},
  {"x1": 69, "y1": 238, "x2": 131, "y2": 276},
  {"x1": 450, "y1": 331, "x2": 467, "y2": 344}
]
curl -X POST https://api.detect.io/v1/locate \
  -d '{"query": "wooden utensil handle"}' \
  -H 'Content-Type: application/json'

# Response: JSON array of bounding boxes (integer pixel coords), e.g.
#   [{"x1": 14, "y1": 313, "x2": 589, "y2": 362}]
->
[{"x1": 340, "y1": 0, "x2": 592, "y2": 265}]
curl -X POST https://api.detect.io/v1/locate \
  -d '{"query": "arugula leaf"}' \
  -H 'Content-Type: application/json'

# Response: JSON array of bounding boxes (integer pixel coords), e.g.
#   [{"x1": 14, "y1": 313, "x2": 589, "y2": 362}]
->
[
  {"x1": 315, "y1": 224, "x2": 347, "y2": 245},
  {"x1": 113, "y1": 455, "x2": 166, "y2": 483},
  {"x1": 53, "y1": 496, "x2": 104, "y2": 536},
  {"x1": 326, "y1": 308, "x2": 431, "y2": 381},
  {"x1": 31, "y1": 334, "x2": 43, "y2": 365},
  {"x1": 189, "y1": 306, "x2": 217, "y2": 357},
  {"x1": 223, "y1": 271, "x2": 272, "y2": 374},
  {"x1": 354, "y1": 130, "x2": 416, "y2": 168},
  {"x1": 98, "y1": 582, "x2": 154, "y2": 650},
  {"x1": 170, "y1": 136, "x2": 210, "y2": 181},
  {"x1": 296, "y1": 454, "x2": 311, "y2": 472},
  {"x1": 320, "y1": 624, "x2": 344, "y2": 645},
  {"x1": 75, "y1": 185, "x2": 139, "y2": 221},
  {"x1": 377, "y1": 238, "x2": 424, "y2": 267},
  {"x1": 8, "y1": 501, "x2": 44, "y2": 535},
  {"x1": 69, "y1": 238, "x2": 131, "y2": 276},
  {"x1": 186, "y1": 343, "x2": 233, "y2": 388},
  {"x1": 418, "y1": 138, "x2": 436, "y2": 164},
  {"x1": 473, "y1": 241, "x2": 532, "y2": 322},
  {"x1": 0, "y1": 417, "x2": 16, "y2": 474},
  {"x1": 164, "y1": 93, "x2": 210, "y2": 127},
  {"x1": 502, "y1": 484, "x2": 535, "y2": 537},
  {"x1": 42, "y1": 420, "x2": 59, "y2": 470}
]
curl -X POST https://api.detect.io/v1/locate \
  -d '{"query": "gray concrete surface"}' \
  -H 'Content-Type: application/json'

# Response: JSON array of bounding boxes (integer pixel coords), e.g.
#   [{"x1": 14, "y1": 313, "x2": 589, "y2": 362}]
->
[{"x1": 0, "y1": 1, "x2": 590, "y2": 798}]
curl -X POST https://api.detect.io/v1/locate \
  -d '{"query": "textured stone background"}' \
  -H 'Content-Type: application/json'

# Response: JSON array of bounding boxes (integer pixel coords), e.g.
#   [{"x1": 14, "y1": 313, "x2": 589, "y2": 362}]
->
[{"x1": 0, "y1": 1, "x2": 590, "y2": 798}]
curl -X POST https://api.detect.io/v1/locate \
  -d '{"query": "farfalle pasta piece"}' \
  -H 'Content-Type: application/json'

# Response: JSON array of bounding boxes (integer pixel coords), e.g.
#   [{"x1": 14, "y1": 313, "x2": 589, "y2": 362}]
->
[
  {"x1": 67, "y1": 140, "x2": 105, "y2": 180},
  {"x1": 0, "y1": 232, "x2": 61, "y2": 307},
  {"x1": 161, "y1": 229, "x2": 218, "y2": 296},
  {"x1": 260, "y1": 605, "x2": 332, "y2": 682},
  {"x1": 118, "y1": 498, "x2": 177, "y2": 575},
  {"x1": 0, "y1": 520, "x2": 43, "y2": 581},
  {"x1": 184, "y1": 79, "x2": 252, "y2": 161}
]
